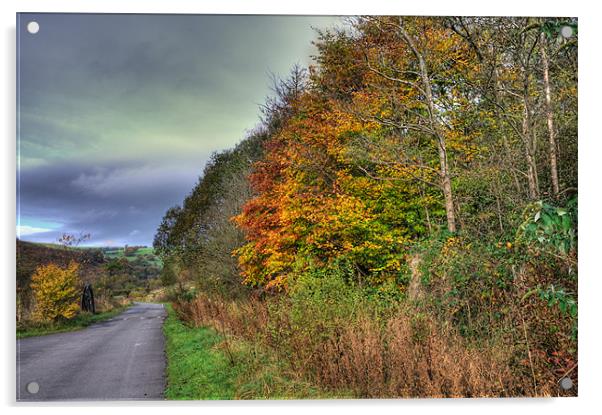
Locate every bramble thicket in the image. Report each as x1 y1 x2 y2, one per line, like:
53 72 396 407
155 17 577 397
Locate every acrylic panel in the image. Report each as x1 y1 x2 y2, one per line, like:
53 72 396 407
16 13 578 401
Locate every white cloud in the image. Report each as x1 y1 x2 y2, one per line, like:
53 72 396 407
17 225 52 236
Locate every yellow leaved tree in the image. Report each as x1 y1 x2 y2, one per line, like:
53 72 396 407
30 262 80 322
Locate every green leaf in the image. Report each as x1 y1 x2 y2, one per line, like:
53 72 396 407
562 215 572 232
541 213 553 227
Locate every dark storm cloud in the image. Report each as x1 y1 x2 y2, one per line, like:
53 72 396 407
18 160 201 245
17 13 340 245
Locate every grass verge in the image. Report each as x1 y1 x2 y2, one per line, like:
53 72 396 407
163 304 349 400
17 306 130 339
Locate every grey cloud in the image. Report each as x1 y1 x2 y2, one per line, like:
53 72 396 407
19 161 200 246
17 13 341 246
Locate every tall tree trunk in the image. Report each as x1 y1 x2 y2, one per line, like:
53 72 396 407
540 32 560 198
398 22 457 233
437 140 457 233
522 97 540 200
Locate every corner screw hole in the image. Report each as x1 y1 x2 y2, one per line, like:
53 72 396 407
26 381 39 394
560 377 573 390
27 21 40 34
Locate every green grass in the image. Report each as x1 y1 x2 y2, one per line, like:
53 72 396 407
17 306 129 339
163 304 349 400
163 305 237 399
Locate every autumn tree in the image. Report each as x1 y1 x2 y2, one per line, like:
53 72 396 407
349 16 486 233
157 16 577 295
30 262 81 322
444 17 577 227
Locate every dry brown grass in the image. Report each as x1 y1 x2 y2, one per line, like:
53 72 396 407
172 292 568 398
174 293 268 339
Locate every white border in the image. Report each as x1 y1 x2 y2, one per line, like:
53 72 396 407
3 1 600 415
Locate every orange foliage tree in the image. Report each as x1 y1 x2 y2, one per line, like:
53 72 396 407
233 17 484 290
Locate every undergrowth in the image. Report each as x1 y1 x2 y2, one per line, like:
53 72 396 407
163 304 349 399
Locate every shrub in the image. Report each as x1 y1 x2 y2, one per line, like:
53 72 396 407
516 196 577 263
414 222 577 395
288 263 363 333
30 262 81 322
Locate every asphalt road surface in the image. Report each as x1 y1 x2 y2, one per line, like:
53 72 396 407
17 302 167 401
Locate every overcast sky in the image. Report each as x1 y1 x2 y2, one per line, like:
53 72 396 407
17 13 340 247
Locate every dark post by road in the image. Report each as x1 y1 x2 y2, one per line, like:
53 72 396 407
81 284 95 313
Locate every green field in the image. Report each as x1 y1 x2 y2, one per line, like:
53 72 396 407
103 247 162 266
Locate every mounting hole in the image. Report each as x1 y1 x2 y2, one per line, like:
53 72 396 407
560 25 573 39
27 21 40 34
560 377 573 390
26 381 39 394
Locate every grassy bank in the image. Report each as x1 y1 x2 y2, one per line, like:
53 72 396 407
163 304 347 400
17 306 129 339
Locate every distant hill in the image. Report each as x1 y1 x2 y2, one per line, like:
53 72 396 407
100 246 163 280
17 239 105 279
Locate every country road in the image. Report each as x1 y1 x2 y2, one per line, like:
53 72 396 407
17 303 167 401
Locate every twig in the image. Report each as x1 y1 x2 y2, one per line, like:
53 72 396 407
520 313 538 395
